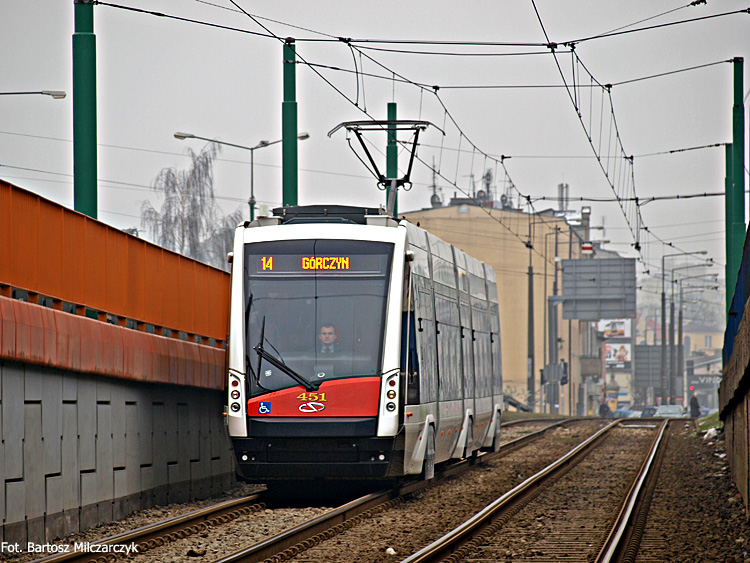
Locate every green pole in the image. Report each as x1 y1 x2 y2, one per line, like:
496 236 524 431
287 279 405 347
727 57 746 313
724 143 739 312
282 39 298 208
386 102 398 216
73 0 98 219
726 143 736 312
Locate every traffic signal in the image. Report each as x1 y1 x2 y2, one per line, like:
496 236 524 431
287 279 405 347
560 360 568 385
686 359 694 377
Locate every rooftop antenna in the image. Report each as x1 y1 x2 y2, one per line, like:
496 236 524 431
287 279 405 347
328 119 444 216
482 168 493 201
429 157 442 207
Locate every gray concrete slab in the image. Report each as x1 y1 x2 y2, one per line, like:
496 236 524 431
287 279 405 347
24 403 45 519
45 475 64 522
77 378 97 472
125 402 141 498
42 369 63 476
5 480 25 524
62 403 80 511
2 364 25 479
95 403 114 503
24 367 43 402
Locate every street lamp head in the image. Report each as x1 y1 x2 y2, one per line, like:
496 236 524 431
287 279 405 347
297 132 310 141
257 140 271 147
41 90 66 99
174 132 195 140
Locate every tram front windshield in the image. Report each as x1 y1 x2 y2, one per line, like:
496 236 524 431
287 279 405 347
244 239 393 396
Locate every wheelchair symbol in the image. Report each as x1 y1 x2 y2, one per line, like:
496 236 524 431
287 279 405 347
258 402 271 415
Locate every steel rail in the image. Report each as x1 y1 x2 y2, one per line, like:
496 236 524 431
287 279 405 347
400 420 620 563
594 419 669 563
28 494 266 563
212 418 585 563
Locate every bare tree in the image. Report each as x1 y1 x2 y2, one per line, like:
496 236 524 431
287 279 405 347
141 143 242 270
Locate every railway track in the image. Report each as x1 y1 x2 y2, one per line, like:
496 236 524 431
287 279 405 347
24 418 589 563
402 419 669 563
27 495 267 563
209 419 597 563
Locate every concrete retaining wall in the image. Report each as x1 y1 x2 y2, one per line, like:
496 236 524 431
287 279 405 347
0 360 236 545
720 293 750 516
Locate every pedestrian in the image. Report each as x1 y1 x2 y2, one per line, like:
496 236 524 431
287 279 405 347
598 402 612 418
690 393 701 418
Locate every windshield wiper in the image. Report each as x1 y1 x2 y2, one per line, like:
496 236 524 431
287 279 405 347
253 341 320 392
245 292 258 382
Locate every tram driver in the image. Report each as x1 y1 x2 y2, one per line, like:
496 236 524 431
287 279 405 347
317 323 341 355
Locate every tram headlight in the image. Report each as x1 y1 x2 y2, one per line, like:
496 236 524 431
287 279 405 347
230 403 241 412
231 390 240 399
386 402 396 412
386 389 396 399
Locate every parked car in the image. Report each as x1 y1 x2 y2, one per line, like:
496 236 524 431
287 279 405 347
654 405 685 418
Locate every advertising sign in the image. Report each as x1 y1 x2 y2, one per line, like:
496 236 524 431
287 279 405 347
597 319 631 339
605 343 631 368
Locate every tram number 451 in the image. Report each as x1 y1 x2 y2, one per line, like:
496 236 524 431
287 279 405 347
297 392 327 402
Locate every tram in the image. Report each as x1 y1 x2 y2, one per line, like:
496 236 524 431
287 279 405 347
225 205 503 481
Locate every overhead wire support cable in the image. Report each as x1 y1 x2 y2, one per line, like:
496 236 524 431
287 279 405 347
563 8 750 46
530 0 646 255
95 0 727 258
92 1 276 38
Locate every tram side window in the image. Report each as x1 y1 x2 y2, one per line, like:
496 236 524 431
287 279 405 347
414 278 437 403
491 332 502 395
401 311 420 404
489 301 502 395
436 294 461 401
474 331 493 398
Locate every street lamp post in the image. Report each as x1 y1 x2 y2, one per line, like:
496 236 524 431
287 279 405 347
527 217 560 411
174 131 310 221
677 273 719 402
668 260 712 403
660 250 707 404
0 90 66 99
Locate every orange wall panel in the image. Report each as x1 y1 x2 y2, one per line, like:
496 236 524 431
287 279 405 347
9 188 40 292
83 221 108 311
0 296 15 357
36 202 64 297
105 230 128 313
1 180 230 342
60 212 87 304
160 252 181 330
177 259 196 334
40 305 58 366
126 240 147 322
54 310 82 373
0 183 11 285
0 296 225 389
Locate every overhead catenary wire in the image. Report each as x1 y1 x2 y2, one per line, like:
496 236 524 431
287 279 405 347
89 0 739 262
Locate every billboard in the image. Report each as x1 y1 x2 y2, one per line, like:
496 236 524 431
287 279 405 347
605 343 631 368
597 319 631 339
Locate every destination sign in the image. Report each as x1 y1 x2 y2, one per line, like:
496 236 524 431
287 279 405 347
259 256 350 272
245 240 393 277
249 253 387 276
302 256 350 270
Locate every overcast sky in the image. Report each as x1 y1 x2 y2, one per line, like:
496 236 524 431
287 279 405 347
2 1 748 282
